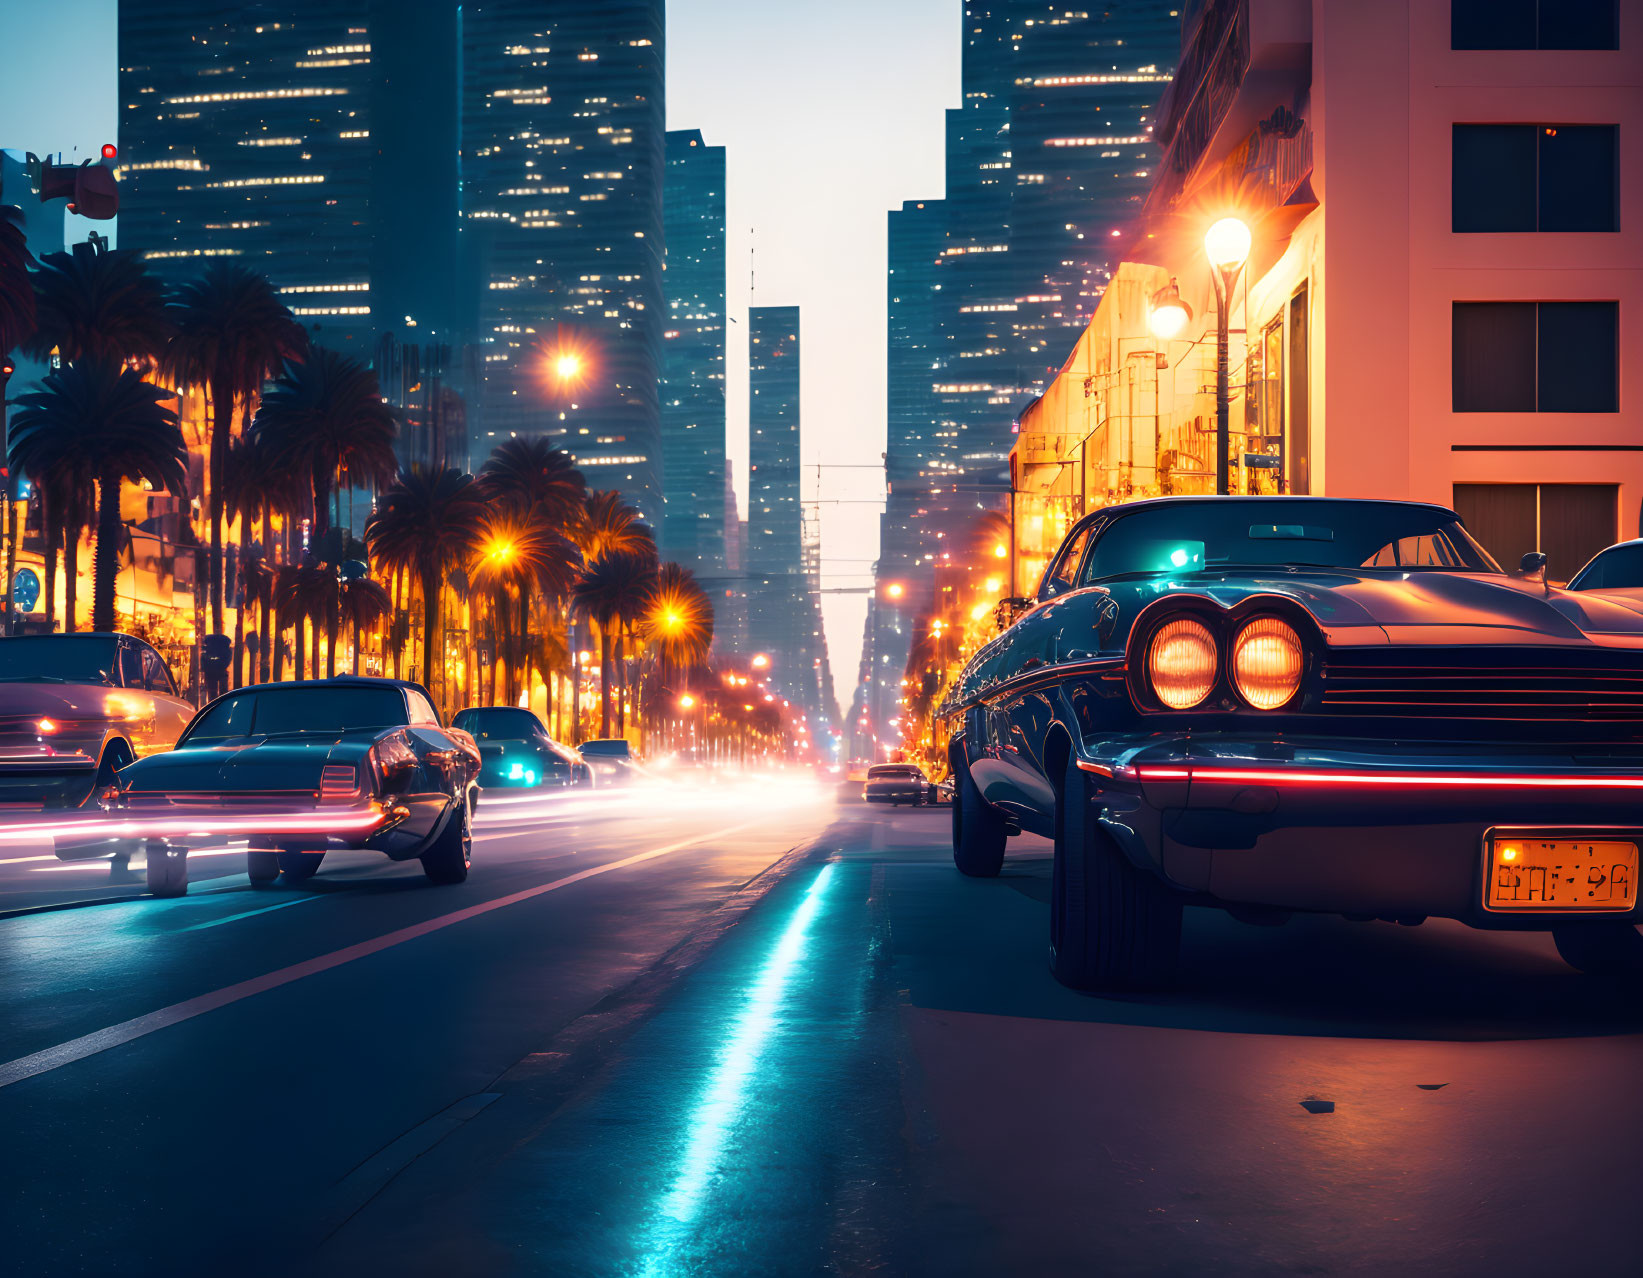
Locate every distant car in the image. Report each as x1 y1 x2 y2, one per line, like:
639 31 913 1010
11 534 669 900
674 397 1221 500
1568 539 1643 592
578 738 646 783
451 706 593 790
863 763 934 805
65 677 480 897
0 632 193 808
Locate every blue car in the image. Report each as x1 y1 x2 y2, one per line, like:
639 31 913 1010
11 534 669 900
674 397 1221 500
941 496 1643 990
451 706 594 791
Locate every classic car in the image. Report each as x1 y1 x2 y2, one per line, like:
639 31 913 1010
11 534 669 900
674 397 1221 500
578 738 646 783
941 496 1643 990
62 676 481 897
1568 539 1643 592
0 633 194 807
863 763 935 805
450 706 594 790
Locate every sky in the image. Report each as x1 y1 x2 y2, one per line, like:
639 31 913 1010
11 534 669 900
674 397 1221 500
0 1 961 697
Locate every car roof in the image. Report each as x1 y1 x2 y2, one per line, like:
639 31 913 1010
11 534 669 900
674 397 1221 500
226 676 429 694
1068 494 1457 532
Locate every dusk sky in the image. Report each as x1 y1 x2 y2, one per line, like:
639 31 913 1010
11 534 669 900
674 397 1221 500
0 0 960 676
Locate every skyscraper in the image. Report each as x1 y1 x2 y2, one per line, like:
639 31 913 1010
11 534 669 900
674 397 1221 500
461 0 667 522
660 129 727 580
117 0 464 354
118 3 379 350
746 305 819 711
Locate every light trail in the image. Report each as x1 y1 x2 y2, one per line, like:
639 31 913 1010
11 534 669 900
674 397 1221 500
640 862 837 1274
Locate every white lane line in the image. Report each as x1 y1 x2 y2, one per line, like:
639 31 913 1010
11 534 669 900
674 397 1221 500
178 895 322 932
0 821 759 1091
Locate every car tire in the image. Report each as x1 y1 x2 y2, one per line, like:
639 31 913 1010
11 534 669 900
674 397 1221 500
1050 755 1181 991
1553 922 1643 979
278 849 324 883
951 753 1006 878
247 850 280 886
145 840 188 898
421 801 471 885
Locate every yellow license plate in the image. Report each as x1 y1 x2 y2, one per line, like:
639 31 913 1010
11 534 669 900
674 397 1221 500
1485 835 1639 913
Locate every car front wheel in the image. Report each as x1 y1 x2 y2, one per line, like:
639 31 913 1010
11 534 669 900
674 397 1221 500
247 849 280 886
421 801 471 885
1050 755 1181 991
951 753 1006 878
279 849 324 884
1553 922 1643 979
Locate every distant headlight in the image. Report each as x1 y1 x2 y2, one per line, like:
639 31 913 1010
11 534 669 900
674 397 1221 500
1148 617 1218 710
1231 617 1304 710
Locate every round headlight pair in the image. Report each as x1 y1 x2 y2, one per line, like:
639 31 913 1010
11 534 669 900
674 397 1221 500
1145 615 1304 711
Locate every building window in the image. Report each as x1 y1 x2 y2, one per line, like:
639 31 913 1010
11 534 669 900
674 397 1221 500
1453 483 1617 583
1452 302 1618 412
1287 286 1310 494
1452 125 1617 232
1451 0 1617 50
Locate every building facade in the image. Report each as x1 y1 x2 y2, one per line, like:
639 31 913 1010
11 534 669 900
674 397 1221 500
1009 0 1639 592
660 129 727 579
461 0 666 521
118 1 460 354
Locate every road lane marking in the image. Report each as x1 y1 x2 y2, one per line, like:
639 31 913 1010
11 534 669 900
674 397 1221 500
178 895 322 932
0 821 759 1091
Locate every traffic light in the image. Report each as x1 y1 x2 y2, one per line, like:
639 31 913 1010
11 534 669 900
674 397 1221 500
32 145 119 220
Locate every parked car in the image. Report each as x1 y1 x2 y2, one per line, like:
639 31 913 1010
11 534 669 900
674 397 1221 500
578 738 646 783
942 496 1643 990
1568 539 1643 592
61 677 480 897
0 632 193 808
863 763 935 805
450 706 593 790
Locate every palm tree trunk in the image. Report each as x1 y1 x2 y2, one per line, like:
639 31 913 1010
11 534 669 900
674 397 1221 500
293 612 306 681
519 591 532 712
615 626 627 734
208 377 231 640
93 469 121 633
599 626 614 737
326 597 338 678
232 585 246 689
420 562 439 701
42 492 59 634
63 492 81 634
311 615 321 682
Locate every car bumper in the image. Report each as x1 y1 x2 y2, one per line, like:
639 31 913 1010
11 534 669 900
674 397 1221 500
0 754 100 807
864 787 926 802
1078 735 1643 928
49 793 445 861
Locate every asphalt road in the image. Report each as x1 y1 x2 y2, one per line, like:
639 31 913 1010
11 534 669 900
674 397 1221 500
5 790 1642 1276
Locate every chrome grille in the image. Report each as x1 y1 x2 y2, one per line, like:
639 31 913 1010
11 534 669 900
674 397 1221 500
1320 649 1643 722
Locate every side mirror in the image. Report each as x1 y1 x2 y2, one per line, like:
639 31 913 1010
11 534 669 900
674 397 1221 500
1520 551 1548 575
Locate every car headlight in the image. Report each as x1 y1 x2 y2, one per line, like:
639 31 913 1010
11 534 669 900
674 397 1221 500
1148 617 1218 710
1231 617 1304 710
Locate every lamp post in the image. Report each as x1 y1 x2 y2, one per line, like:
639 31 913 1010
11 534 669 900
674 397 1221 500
1203 217 1251 495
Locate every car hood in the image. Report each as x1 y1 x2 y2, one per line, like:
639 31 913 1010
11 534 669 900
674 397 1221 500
0 682 124 722
120 731 382 792
1098 569 1643 649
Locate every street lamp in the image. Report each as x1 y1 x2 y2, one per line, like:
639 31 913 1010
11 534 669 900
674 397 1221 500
1204 217 1251 495
555 353 581 382
751 653 770 670
1147 278 1192 341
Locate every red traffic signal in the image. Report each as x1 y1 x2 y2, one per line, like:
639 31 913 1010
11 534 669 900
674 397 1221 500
39 159 118 221
101 143 118 161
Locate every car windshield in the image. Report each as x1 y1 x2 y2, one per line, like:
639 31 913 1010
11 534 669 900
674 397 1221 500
1080 501 1501 582
184 686 409 743
0 636 118 685
452 707 543 741
1570 544 1643 591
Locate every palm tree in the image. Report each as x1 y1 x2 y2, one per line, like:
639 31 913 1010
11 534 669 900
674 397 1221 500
0 209 36 607
480 438 586 529
165 263 305 642
9 359 187 633
251 348 398 542
366 467 486 708
8 410 95 633
573 549 657 738
237 546 272 687
272 561 336 681
24 244 172 367
575 489 652 561
470 515 578 705
340 577 391 676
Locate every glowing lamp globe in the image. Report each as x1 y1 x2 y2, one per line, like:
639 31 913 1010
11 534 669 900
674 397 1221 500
1204 217 1252 271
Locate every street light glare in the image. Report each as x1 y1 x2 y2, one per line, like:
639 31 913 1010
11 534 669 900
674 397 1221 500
1148 278 1192 340
1204 216 1252 270
555 353 582 381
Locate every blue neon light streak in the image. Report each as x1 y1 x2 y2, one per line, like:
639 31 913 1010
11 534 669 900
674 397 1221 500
640 862 837 1268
